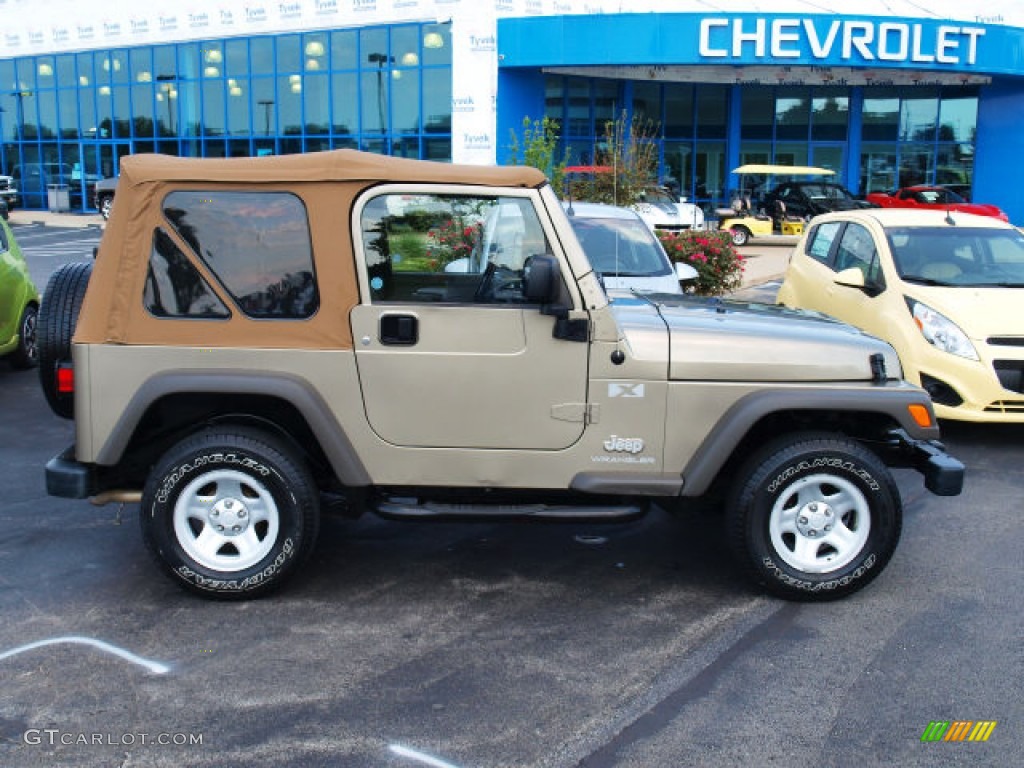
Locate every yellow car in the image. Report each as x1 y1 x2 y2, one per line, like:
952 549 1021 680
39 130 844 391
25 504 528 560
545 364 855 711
778 209 1024 422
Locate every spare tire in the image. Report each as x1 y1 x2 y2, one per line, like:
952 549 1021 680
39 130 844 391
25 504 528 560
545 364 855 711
38 261 93 419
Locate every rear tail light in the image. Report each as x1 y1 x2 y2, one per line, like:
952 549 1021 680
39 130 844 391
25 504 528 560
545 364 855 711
56 363 74 395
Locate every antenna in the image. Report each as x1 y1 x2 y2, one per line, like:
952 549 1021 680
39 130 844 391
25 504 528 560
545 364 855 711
945 205 956 226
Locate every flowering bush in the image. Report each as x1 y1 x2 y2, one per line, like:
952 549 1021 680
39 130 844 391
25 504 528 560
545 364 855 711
655 229 745 296
427 218 482 271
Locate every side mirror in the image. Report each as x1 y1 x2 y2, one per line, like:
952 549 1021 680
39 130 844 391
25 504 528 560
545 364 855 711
834 267 866 289
674 262 699 283
523 254 561 304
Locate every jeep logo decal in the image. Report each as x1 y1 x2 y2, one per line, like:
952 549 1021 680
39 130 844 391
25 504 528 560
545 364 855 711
603 435 645 454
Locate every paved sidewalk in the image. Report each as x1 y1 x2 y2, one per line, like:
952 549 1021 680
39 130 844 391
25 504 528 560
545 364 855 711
7 209 104 229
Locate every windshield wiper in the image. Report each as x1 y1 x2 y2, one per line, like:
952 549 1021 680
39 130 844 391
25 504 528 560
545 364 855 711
901 275 957 287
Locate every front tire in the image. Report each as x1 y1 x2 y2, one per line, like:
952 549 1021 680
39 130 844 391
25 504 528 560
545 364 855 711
141 428 320 599
726 433 902 601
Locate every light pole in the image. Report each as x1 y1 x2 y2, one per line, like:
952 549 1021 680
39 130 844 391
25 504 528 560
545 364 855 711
367 53 393 135
257 99 274 135
156 75 177 136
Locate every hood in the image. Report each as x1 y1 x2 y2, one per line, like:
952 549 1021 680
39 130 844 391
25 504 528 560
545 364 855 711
612 295 902 382
903 285 1024 340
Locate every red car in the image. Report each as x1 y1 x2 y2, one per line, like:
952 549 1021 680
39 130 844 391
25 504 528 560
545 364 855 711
866 185 1009 222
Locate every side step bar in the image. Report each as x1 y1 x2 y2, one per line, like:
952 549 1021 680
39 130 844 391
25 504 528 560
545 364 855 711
373 497 647 521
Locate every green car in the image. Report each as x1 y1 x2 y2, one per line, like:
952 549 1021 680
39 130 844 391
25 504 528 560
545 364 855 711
0 218 39 368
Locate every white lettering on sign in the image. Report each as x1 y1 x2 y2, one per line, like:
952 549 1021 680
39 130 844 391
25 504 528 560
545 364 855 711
699 18 985 66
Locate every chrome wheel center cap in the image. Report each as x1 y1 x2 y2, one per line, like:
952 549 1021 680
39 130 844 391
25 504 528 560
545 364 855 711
796 502 834 538
208 498 250 536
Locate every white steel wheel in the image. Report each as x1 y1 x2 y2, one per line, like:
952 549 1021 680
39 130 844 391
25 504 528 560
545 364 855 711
768 473 870 574
173 469 281 572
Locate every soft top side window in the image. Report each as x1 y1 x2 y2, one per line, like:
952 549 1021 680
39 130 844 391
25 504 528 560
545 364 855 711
162 190 318 319
360 192 553 305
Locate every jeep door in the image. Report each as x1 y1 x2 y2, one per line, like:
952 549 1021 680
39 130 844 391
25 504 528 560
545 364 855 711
351 189 589 450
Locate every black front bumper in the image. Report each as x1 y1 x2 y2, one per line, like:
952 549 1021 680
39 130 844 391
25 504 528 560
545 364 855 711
46 445 95 499
889 430 965 496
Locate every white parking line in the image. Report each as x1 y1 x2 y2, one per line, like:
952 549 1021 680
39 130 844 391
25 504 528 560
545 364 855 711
0 636 171 675
389 744 464 768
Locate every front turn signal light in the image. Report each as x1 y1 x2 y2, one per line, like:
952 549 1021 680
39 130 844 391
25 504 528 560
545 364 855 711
908 403 933 429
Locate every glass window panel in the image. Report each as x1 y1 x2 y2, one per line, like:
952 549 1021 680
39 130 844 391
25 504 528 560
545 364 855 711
696 140 727 203
58 89 79 138
131 84 155 138
276 34 301 73
227 139 250 158
633 82 660 125
544 76 564 139
304 137 330 153
331 29 357 70
774 143 808 168
56 54 76 86
201 42 225 81
740 89 773 140
250 38 274 76
361 70 388 134
177 43 200 80
810 146 844 176
423 137 450 161
900 89 938 142
204 140 227 158
391 69 419 134
130 48 152 87
860 143 897 193
331 72 357 134
423 68 451 134
226 39 249 78
109 52 129 85
37 90 57 139
939 90 978 143
936 144 973 197
96 85 113 139
422 23 451 67
251 78 276 136
177 82 199 137
153 46 176 80
862 89 899 141
145 228 230 319
567 78 591 137
202 79 225 136
663 141 693 199
227 77 249 135
899 144 935 187
392 26 419 68
594 80 619 127
156 81 178 137
163 191 318 318
14 59 34 88
390 136 420 158
36 56 57 88
361 138 386 155
303 73 329 134
361 28 388 69
811 88 848 141
79 86 97 140
776 88 810 141
696 86 727 139
303 33 328 72
278 75 303 136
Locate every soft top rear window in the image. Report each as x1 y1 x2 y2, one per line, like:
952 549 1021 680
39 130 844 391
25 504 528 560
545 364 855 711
162 191 318 319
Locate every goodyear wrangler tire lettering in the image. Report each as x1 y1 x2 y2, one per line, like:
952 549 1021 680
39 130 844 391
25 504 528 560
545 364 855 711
141 428 319 599
727 433 901 601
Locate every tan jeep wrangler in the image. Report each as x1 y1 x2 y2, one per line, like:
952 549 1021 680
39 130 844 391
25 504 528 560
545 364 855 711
40 150 963 600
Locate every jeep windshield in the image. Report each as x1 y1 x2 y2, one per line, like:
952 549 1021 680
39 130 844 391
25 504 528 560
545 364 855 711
569 215 671 277
888 226 1024 287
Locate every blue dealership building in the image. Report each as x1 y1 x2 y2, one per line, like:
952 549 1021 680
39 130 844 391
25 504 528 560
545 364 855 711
2 0 1024 222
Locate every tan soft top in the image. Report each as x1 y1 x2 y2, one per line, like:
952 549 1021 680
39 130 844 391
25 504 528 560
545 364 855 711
117 149 547 188
77 150 548 350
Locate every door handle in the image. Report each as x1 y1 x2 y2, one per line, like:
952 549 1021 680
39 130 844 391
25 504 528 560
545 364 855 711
379 314 418 345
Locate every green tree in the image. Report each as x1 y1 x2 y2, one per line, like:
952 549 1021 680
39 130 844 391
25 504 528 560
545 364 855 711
568 110 660 206
508 116 567 192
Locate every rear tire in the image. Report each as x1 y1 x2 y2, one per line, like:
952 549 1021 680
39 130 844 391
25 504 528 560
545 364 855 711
140 427 320 599
37 262 92 418
726 433 902 601
729 226 750 246
8 303 38 369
